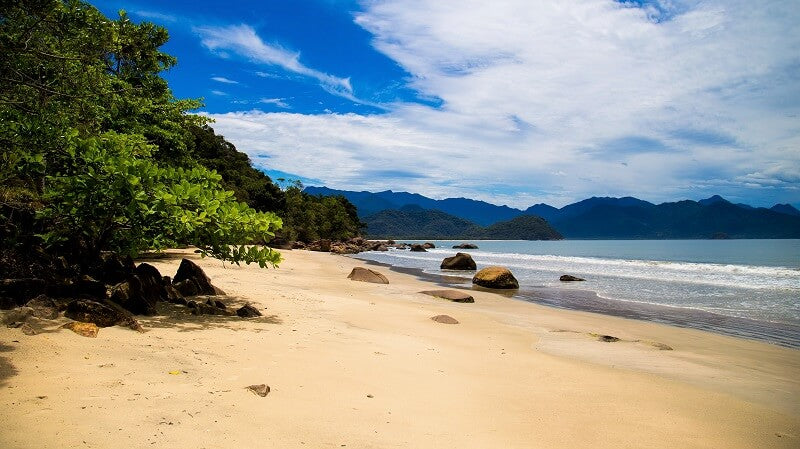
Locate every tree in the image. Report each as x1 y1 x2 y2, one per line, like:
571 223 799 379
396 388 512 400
0 0 282 272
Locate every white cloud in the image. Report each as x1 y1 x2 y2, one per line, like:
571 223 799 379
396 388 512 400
258 98 290 108
211 90 228 96
207 0 800 207
211 76 239 84
133 10 177 22
195 24 355 99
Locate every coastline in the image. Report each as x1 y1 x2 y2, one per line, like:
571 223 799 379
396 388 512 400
1 249 798 448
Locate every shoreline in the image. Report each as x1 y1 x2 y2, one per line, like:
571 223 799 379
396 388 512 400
1 249 798 448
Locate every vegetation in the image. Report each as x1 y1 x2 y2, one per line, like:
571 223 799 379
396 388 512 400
364 206 561 240
0 0 285 275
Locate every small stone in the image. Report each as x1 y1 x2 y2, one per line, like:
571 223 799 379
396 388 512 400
366 394 374 398
420 290 474 303
431 315 459 324
559 275 585 282
247 384 270 397
62 321 99 338
236 304 262 318
597 335 620 342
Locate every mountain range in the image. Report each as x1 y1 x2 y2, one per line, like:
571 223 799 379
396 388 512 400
304 187 800 239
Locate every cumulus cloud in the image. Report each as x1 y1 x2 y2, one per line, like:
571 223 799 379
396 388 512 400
207 0 800 207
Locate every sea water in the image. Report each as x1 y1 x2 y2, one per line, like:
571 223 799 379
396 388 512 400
353 240 800 347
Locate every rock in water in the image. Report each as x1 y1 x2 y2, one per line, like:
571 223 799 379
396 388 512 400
431 315 459 324
559 275 585 282
409 244 427 252
172 259 217 296
453 243 478 249
420 290 475 303
237 304 262 318
422 242 436 249
440 253 477 270
247 384 270 397
62 321 99 338
472 266 519 289
347 267 389 284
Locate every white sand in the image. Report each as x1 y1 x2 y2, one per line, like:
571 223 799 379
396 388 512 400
1 249 798 448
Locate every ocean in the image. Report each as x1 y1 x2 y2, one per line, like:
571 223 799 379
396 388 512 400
353 239 800 348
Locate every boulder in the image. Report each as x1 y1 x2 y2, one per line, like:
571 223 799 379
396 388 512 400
97 254 135 285
164 285 186 305
409 244 427 252
65 299 140 329
420 290 475 303
110 276 158 315
394 243 408 250
440 253 477 270
172 259 216 296
0 278 45 306
330 242 361 254
347 267 389 284
307 239 331 252
174 279 201 297
237 304 262 318
291 241 307 249
453 243 478 249
559 275 585 282
472 266 519 289
374 245 389 252
2 307 34 325
422 242 435 249
207 299 226 310
431 314 459 324
25 295 59 320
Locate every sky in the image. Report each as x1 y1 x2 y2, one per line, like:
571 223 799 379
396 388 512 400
94 0 800 209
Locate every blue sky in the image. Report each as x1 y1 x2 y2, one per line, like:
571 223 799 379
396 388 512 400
94 0 800 208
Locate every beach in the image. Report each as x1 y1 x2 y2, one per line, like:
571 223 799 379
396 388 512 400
1 248 798 448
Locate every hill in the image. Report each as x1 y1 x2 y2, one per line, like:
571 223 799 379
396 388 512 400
364 207 562 240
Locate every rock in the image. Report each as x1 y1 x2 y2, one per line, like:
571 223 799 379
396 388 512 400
110 277 157 316
453 243 478 249
597 335 620 342
307 239 331 252
267 237 293 249
207 299 226 310
472 266 519 289
172 259 216 296
387 239 396 245
330 242 361 254
20 323 37 335
97 254 135 284
192 302 231 316
431 315 459 324
247 384 270 397
420 290 475 303
440 253 477 270
61 321 99 338
25 295 59 319
394 243 408 250
237 304 262 318
162 276 172 285
347 267 389 284
409 244 427 252
559 275 585 282
2 307 34 325
422 242 435 249
186 300 198 309
174 279 201 297
65 299 134 328
164 285 185 305
45 276 107 299
0 278 45 306
291 241 307 250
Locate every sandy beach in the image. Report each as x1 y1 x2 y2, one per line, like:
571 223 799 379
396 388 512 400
1 248 798 448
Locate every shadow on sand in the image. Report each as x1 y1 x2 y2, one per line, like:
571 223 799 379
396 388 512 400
136 295 283 333
0 342 19 387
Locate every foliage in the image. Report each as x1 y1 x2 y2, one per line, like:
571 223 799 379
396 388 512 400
280 186 364 242
0 0 282 270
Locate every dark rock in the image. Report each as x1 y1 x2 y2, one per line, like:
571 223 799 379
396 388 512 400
25 295 59 319
307 239 332 252
0 278 45 305
394 243 408 250
387 239 396 245
186 300 198 309
409 244 427 252
440 253 477 270
597 335 620 342
162 276 172 285
431 314 459 324
472 266 519 289
374 245 388 252
347 267 389 284
192 302 231 316
65 299 130 328
45 275 107 299
268 237 293 249
559 275 585 282
237 304 263 318
453 243 479 249
422 242 435 249
97 254 134 284
247 384 270 397
172 259 216 296
420 290 475 303
2 307 34 325
78 275 107 298
174 279 201 297
165 285 185 304
291 241 307 249
110 277 157 316
330 242 361 254
207 299 226 310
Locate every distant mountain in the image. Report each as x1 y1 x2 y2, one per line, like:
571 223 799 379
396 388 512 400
363 208 562 240
306 186 800 239
304 186 521 226
771 204 800 217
